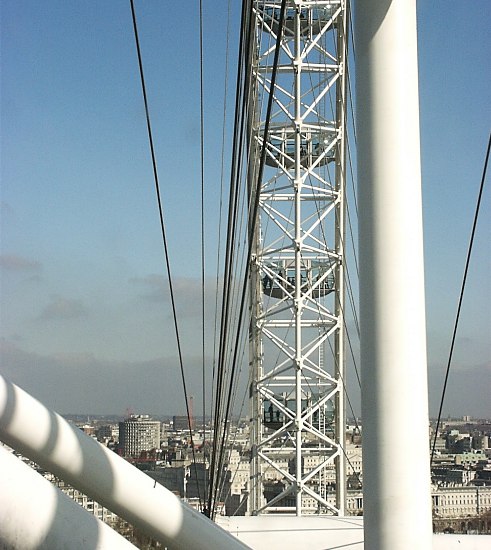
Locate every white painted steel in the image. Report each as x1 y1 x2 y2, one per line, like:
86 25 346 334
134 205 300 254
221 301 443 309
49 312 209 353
218 515 364 549
0 445 137 550
249 0 348 516
355 1 433 549
218 516 490 549
0 375 250 550
334 2 348 515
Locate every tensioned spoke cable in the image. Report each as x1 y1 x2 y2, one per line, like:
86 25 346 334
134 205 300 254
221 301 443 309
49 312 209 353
211 0 288 518
129 0 202 511
209 0 254 514
210 5 253 511
211 0 232 434
345 1 359 220
430 132 490 467
347 0 357 147
215 334 250 507
198 0 207 508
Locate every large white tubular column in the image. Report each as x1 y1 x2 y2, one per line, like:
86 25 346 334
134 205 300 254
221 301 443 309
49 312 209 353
0 375 250 550
0 445 137 550
354 1 433 549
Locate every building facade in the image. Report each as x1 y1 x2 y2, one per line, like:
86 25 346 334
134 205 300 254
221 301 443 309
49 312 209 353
119 415 161 458
432 486 491 519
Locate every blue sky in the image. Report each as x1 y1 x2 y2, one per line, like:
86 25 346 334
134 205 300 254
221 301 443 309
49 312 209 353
1 1 490 417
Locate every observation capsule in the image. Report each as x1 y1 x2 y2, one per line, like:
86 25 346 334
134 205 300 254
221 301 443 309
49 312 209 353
263 393 330 431
261 260 335 299
265 127 337 169
262 4 339 36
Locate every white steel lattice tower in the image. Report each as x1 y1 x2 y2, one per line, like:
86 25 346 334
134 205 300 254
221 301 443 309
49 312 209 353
249 1 348 515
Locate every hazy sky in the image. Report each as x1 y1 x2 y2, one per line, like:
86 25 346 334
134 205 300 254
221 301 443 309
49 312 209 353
1 1 490 418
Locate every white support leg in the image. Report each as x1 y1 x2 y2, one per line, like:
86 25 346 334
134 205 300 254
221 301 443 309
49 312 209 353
354 0 433 548
0 375 250 550
0 445 138 550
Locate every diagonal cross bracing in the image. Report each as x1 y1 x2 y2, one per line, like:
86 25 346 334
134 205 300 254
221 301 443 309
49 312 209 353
249 1 348 516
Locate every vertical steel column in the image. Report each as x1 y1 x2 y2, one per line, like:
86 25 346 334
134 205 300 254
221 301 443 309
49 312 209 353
334 0 348 516
293 5 303 517
250 249 264 515
248 9 264 514
355 0 433 548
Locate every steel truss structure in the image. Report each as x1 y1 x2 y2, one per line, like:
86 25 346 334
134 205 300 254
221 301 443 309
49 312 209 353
249 1 348 515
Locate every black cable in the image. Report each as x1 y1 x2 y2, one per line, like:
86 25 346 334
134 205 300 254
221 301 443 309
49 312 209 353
347 0 357 147
129 0 202 511
198 0 208 509
208 0 253 514
211 0 288 518
210 0 232 467
210 32 254 519
430 132 490 467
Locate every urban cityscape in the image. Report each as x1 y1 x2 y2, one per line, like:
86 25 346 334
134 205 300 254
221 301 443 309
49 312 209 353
3 410 490 546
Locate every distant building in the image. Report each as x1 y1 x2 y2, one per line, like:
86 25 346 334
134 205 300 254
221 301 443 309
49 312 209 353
96 424 116 443
119 415 161 458
173 415 193 431
455 450 488 467
474 470 491 486
473 434 489 450
147 462 208 501
432 436 447 454
79 424 96 437
54 478 118 525
432 486 491 519
445 468 476 486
